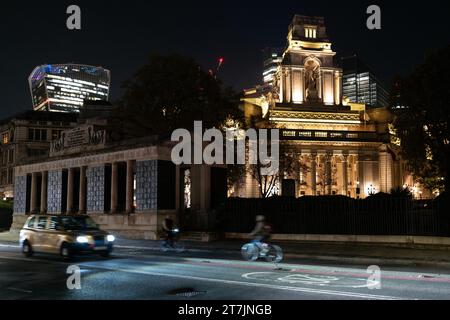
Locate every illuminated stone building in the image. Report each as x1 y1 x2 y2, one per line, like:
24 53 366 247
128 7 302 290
11 109 227 239
0 111 78 199
238 15 410 199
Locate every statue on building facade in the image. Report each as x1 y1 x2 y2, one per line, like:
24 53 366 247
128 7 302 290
305 58 320 102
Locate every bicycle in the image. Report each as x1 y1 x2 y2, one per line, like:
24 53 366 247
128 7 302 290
241 240 283 263
160 228 185 253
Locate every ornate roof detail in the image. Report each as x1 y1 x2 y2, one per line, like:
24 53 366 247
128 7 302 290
269 110 361 123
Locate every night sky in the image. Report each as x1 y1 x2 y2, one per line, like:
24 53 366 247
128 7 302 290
1 0 449 118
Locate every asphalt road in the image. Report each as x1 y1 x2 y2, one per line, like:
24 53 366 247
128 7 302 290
1 243 450 300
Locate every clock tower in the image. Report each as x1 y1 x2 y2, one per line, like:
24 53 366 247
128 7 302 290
275 15 342 106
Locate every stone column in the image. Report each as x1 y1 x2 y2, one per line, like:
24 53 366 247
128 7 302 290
126 160 134 214
79 166 87 214
310 153 317 196
111 162 118 214
356 154 364 198
279 69 284 103
285 69 291 103
67 168 74 214
40 171 48 214
342 154 349 196
30 172 38 213
325 153 333 195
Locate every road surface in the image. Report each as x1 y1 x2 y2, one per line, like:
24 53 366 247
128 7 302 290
1 242 450 300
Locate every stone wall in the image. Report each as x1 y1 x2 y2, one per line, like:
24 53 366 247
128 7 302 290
90 210 176 240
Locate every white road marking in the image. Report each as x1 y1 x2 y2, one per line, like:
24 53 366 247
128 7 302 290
242 272 371 289
87 265 408 300
7 287 32 294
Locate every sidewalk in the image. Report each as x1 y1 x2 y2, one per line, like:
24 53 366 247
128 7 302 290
2 230 450 268
116 237 450 268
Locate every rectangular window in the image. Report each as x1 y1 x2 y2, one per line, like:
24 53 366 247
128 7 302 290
28 129 34 140
27 217 36 228
49 217 61 230
37 216 48 229
1 170 6 185
35 129 41 141
8 149 14 163
41 129 47 141
7 168 13 184
52 130 62 140
2 133 9 144
330 133 344 138
305 26 317 39
28 129 47 141
315 132 328 138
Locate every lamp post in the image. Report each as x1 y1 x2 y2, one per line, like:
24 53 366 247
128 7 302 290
367 184 376 196
356 181 360 199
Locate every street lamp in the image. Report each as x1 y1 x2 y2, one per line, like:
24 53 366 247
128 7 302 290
367 184 376 195
356 181 361 199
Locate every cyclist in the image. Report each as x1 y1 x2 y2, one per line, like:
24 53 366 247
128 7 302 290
250 215 271 255
162 215 175 248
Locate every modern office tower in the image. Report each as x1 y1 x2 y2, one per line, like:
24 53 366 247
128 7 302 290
341 55 389 108
262 47 283 85
29 64 111 112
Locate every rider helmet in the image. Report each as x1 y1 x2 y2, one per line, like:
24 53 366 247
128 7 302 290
256 215 265 222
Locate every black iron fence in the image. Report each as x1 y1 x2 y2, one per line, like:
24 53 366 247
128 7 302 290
220 195 450 237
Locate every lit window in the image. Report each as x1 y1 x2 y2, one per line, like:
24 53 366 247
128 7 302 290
2 133 9 144
305 27 317 39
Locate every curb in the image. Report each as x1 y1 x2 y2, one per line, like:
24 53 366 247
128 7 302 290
115 244 450 268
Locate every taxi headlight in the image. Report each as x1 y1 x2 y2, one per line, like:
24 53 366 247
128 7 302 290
107 235 115 242
76 236 89 244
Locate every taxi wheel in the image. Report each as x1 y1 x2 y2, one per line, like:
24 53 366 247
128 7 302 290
100 250 111 258
60 243 73 260
22 241 33 258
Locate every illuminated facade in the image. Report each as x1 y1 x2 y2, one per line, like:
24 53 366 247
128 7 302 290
0 111 78 199
238 15 414 199
29 64 111 113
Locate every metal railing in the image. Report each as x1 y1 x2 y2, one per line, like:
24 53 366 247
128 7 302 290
222 196 450 237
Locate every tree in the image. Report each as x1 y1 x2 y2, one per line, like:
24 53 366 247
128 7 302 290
110 54 242 139
390 186 413 198
247 144 308 198
392 45 450 193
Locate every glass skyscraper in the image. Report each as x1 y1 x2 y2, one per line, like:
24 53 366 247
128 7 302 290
29 64 111 112
262 47 283 85
341 55 389 108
